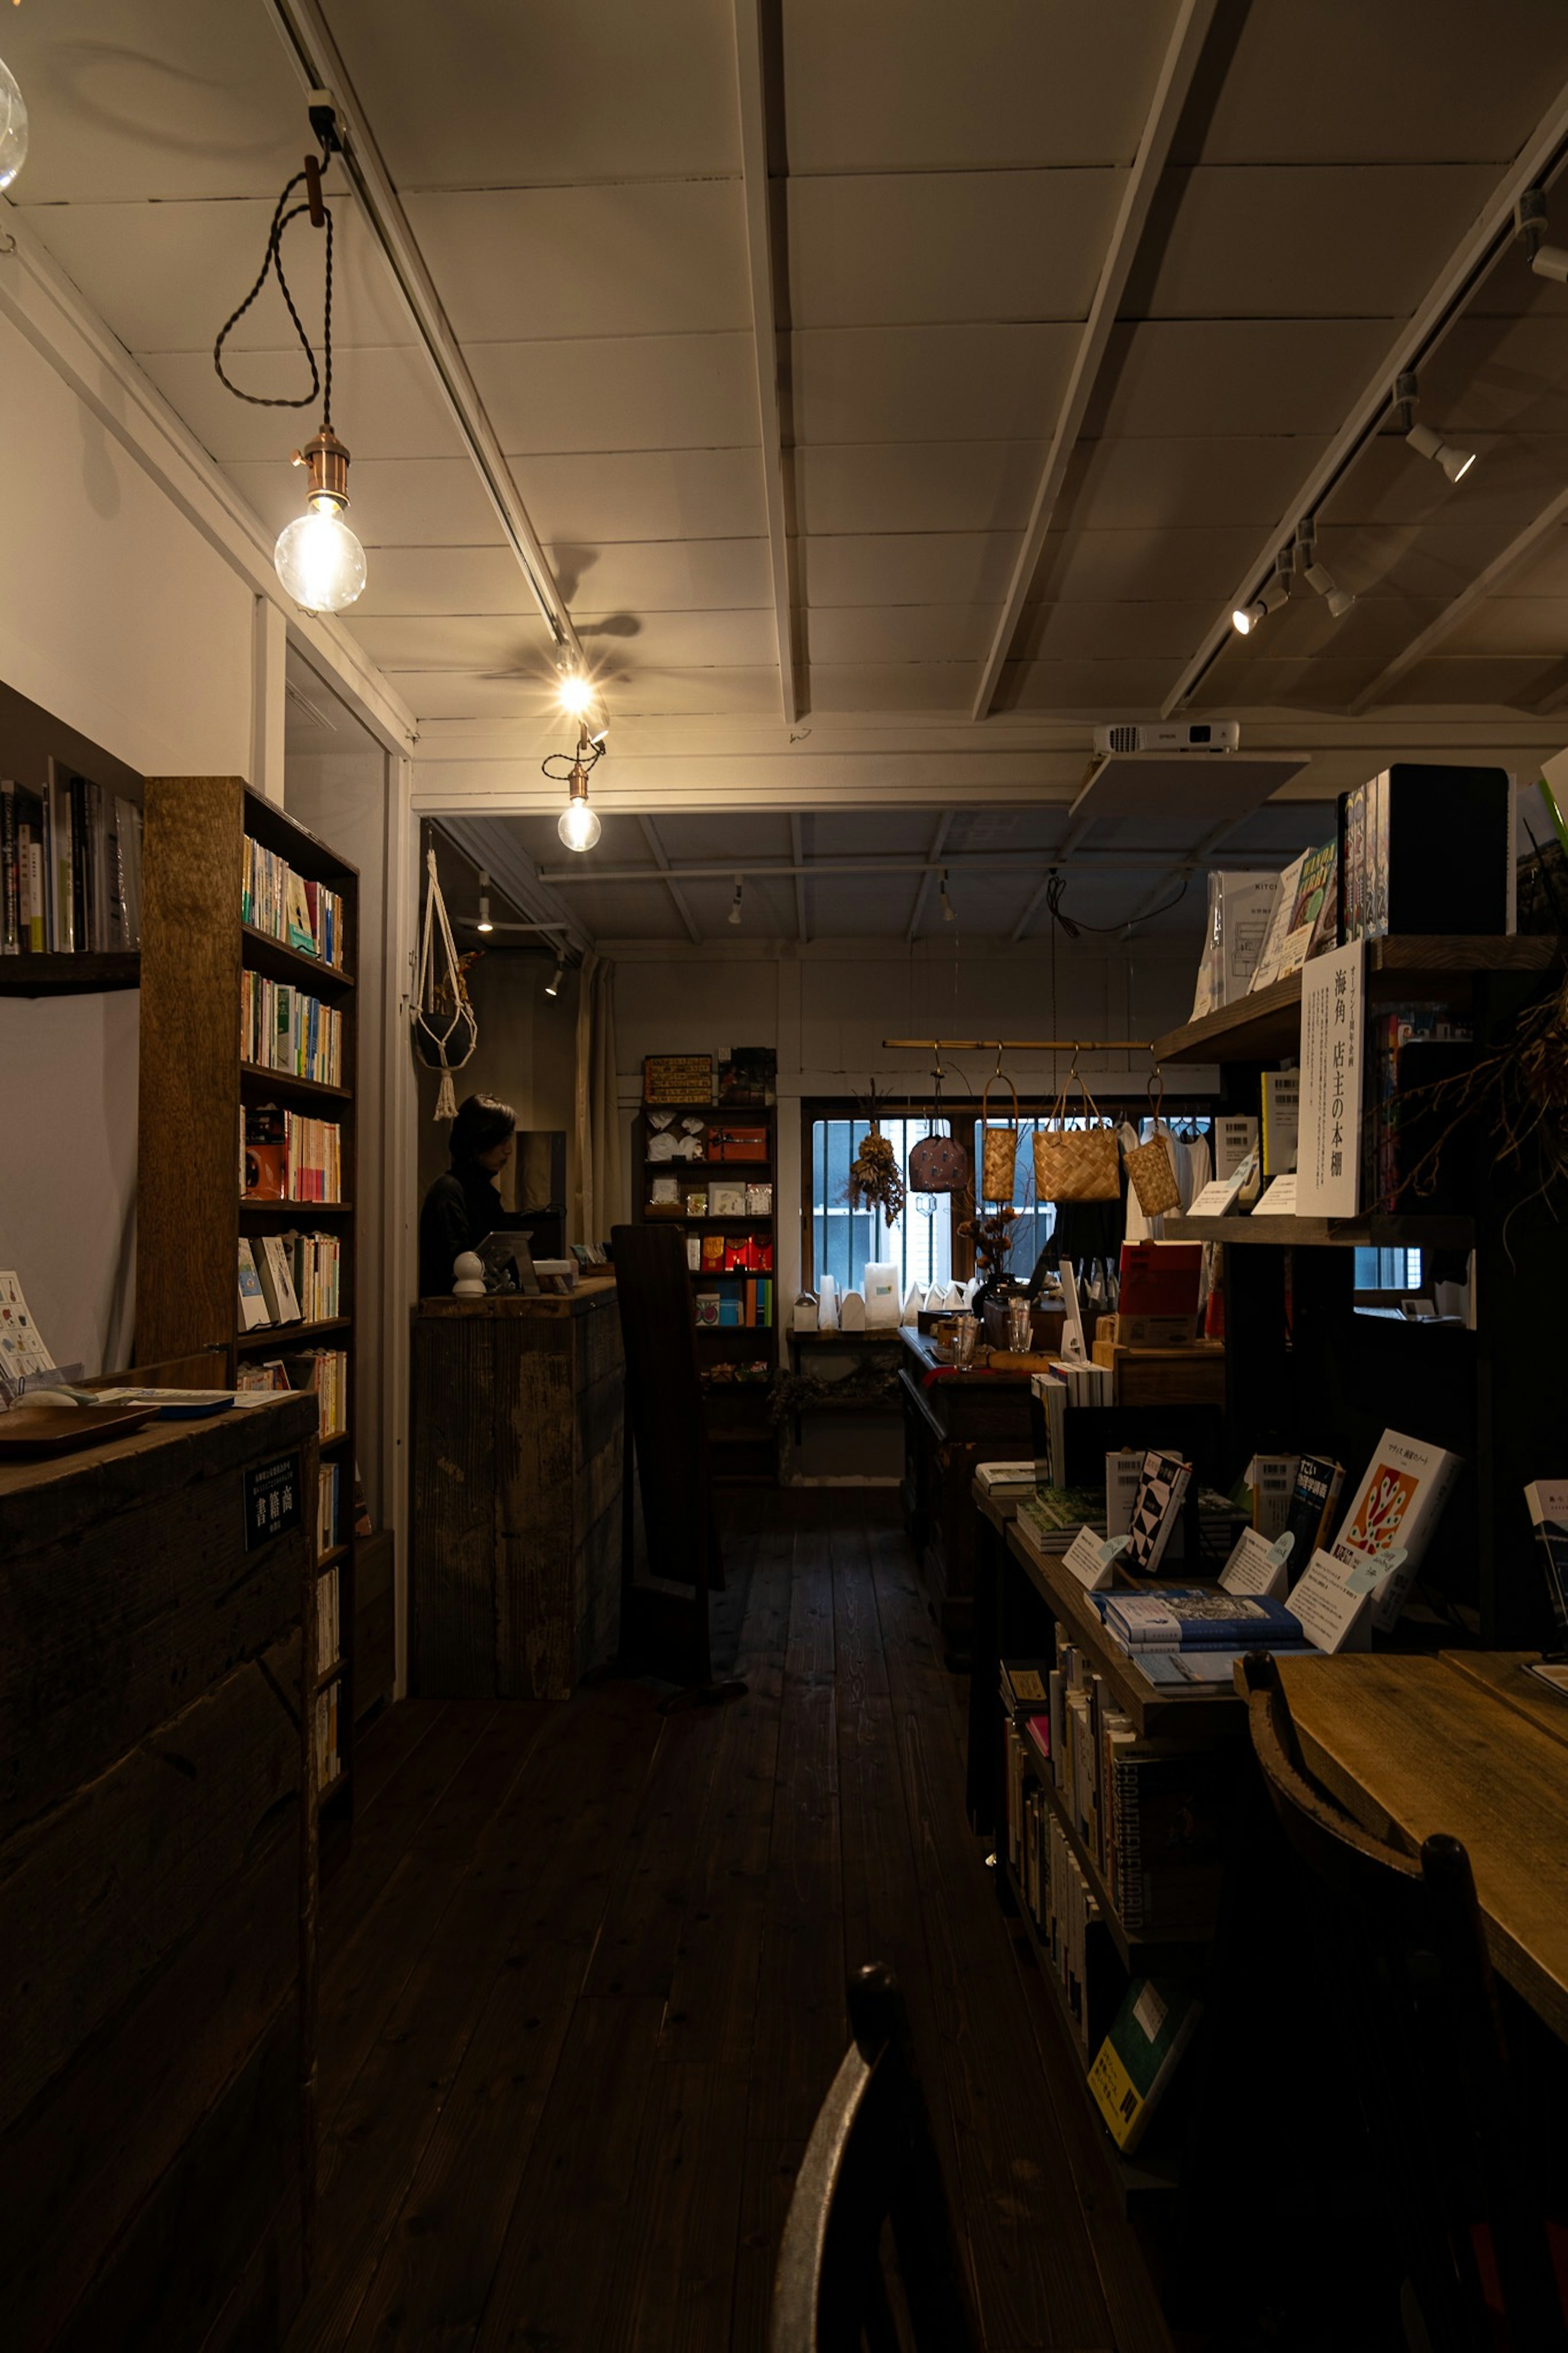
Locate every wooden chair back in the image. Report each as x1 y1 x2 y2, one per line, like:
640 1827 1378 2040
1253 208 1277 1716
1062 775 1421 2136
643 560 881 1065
1240 1652 1567 2353
770 1965 979 2353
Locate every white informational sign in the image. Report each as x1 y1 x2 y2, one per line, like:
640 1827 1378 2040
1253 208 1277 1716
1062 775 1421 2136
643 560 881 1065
1188 1173 1246 1220
1219 1527 1294 1600
1290 1548 1373 1653
1057 1259 1088 1363
1297 942 1364 1218
1255 1174 1298 1217
1215 1115 1260 1181
1062 1527 1128 1593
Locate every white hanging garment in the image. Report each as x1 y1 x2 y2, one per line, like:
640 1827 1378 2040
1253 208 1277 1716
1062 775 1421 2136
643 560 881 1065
412 846 479 1120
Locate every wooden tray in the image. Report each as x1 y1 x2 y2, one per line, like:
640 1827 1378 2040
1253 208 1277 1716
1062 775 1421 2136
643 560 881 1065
0 1403 157 1457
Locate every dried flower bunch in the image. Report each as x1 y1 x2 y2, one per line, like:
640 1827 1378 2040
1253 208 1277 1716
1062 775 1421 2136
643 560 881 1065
1398 973 1568 1214
958 1199 1023 1284
843 1089 907 1228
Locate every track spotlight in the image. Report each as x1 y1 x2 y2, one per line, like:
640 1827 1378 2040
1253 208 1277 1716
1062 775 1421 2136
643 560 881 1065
939 870 954 924
476 870 494 933
1296 523 1355 621
1394 371 1475 484
728 877 744 928
544 948 566 998
1516 187 1568 281
1231 551 1292 637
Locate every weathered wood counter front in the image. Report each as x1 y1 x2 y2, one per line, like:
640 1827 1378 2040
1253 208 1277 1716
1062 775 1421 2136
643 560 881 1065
0 1392 318 2353
413 1280 623 1699
900 1327 1034 1654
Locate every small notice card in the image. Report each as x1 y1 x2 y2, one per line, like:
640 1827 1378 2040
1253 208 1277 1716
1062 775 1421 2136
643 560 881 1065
1062 1527 1128 1593
1289 1548 1372 1653
1220 1526 1294 1601
1298 942 1364 1217
1255 1173 1298 1217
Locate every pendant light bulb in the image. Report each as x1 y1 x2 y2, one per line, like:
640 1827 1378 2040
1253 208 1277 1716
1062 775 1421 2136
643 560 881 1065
557 759 600 852
0 54 28 192
274 425 366 613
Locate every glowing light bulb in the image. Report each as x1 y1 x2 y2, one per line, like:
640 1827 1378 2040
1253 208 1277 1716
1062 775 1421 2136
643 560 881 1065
557 670 593 718
0 56 29 194
558 796 601 852
274 505 366 614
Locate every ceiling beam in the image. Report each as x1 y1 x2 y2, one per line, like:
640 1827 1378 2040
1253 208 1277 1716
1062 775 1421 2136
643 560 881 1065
539 850 1290 885
731 0 803 724
969 0 1221 720
1011 874 1056 944
905 814 953 940
1160 78 1568 718
1349 486 1568 713
441 815 594 957
263 0 584 670
791 814 810 942
638 816 703 943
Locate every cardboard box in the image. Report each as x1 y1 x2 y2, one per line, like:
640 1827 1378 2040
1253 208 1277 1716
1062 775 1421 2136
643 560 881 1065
1091 1336 1226 1408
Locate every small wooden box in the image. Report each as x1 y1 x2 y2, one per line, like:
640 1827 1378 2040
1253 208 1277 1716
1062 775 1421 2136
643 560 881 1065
1091 1336 1226 1407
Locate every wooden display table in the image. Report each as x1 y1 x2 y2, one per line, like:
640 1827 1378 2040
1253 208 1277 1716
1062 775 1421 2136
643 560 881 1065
899 1327 1034 1655
0 1393 318 2352
413 1280 624 1699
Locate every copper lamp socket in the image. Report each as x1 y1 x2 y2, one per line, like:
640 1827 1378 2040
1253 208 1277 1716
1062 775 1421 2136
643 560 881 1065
293 422 352 512
568 759 590 804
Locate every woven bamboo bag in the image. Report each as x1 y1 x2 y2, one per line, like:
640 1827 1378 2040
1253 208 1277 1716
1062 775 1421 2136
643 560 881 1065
1124 1073 1183 1217
978 1074 1020 1203
1032 1072 1121 1202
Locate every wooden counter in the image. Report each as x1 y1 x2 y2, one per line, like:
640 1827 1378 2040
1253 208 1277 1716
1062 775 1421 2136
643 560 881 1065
0 1393 318 2352
899 1327 1034 1654
413 1280 624 1699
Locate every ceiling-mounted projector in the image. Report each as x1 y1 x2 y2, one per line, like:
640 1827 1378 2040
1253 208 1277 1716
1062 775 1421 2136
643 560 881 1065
1092 721 1240 756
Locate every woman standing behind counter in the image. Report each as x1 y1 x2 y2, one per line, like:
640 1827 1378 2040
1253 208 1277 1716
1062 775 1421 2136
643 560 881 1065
419 1092 517 1296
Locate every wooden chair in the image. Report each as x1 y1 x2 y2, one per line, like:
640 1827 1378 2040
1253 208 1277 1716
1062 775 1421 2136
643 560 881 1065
1240 1652 1568 2353
770 1965 980 2353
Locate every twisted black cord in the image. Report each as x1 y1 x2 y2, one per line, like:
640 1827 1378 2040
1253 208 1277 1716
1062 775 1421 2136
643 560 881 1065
213 163 335 424
541 739 605 782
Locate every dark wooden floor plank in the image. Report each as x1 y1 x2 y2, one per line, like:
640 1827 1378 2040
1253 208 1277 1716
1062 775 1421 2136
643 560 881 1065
730 2138 804 2353
468 1996 668 2353
872 1529 1117 2353
318 1702 502 1963
333 1687 668 2353
348 1697 449 1815
596 2061 751 2353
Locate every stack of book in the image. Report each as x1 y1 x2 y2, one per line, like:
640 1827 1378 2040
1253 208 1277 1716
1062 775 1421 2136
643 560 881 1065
1016 1483 1105 1557
242 1106 343 1202
236 1232 343 1328
240 971 344 1085
1 773 143 954
1102 1589 1304 1659
1004 1717 1112 2060
243 834 346 967
282 1348 348 1442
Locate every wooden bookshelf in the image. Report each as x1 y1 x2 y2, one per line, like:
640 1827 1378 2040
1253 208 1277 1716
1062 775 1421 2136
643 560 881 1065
635 1094 777 1484
136 777 360 1834
1153 933 1557 1065
0 948 141 995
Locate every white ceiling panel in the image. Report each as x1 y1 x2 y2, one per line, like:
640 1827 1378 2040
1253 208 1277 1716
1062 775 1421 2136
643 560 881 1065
1417 313 1568 434
805 811 938 856
996 659 1186 713
1443 598 1568 658
1386 656 1560 707
24 194 414 353
404 184 751 340
471 334 758 454
806 665 977 714
139 344 464 463
1059 435 1334 532
1225 590 1449 664
1029 527 1266 604
788 172 1120 328
1141 165 1501 319
1323 433 1566 530
1323 522 1534 600
0 1 306 203
548 881 696 939
1015 601 1225 662
509 448 768 543
223 457 505 546
354 607 779 674
1190 652 1392 709
804 607 999 665
796 443 1045 535
783 0 1174 173
1500 526 1568 598
1082 319 1396 439
387 666 783 720
791 325 1078 445
799 533 1023 607
323 0 741 187
541 538 776 614
1192 0 1568 166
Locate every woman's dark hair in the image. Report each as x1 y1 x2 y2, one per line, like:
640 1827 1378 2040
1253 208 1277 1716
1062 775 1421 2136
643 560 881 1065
450 1092 517 1164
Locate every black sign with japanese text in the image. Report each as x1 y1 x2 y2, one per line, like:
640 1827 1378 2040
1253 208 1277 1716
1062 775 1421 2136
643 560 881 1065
243 1451 303 1552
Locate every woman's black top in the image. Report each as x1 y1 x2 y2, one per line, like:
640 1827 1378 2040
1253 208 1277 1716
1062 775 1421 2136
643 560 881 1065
419 1161 506 1296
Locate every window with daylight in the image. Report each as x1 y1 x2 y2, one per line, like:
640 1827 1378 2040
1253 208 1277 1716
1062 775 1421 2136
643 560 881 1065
808 1116 954 1297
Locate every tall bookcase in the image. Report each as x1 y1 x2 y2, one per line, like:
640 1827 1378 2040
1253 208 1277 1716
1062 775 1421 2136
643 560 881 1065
634 1097 777 1483
136 777 360 1832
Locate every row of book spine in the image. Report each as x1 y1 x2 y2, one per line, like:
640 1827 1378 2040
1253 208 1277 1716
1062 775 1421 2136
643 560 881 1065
240 970 344 1086
695 1276 773 1327
318 1463 343 1562
242 833 346 968
238 1231 342 1327
233 1346 347 1441
314 1683 341 1791
1 775 143 954
1004 1719 1105 2062
242 1106 344 1202
316 1559 341 1667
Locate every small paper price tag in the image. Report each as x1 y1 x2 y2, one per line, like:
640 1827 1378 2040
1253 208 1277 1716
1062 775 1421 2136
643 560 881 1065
1062 1527 1128 1593
1290 1549 1373 1653
1220 1526 1294 1600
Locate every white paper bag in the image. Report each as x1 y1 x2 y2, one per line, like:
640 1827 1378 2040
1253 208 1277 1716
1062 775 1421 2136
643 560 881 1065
900 1284 922 1326
863 1261 899 1329
839 1289 867 1332
817 1274 840 1333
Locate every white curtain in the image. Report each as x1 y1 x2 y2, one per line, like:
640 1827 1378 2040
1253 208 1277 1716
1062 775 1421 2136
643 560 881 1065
572 950 623 1244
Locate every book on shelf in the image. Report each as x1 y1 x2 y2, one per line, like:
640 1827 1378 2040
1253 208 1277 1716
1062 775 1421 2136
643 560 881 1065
1123 1450 1193 1575
241 970 344 1086
1259 1073 1300 1178
1337 764 1510 944
975 1459 1038 1494
316 1560 341 1671
0 773 141 955
314 1682 341 1789
237 1239 270 1330
1247 1452 1300 1541
1104 1589 1303 1653
1016 1484 1105 1557
1525 1480 1568 1647
254 1234 303 1325
1283 1454 1344 1576
281 1347 348 1443
1330 1430 1461 1630
317 1459 343 1559
1000 1657 1054 1718
1191 871 1282 1015
241 1104 343 1202
1089 1978 1203 2155
242 833 345 968
1247 850 1309 993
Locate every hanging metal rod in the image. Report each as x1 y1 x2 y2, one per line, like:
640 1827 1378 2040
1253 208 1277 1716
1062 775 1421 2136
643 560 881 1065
882 1037 1158 1054
538 851 1284 885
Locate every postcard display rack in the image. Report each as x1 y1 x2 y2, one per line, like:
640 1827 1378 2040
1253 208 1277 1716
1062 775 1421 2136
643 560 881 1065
136 777 360 1830
636 1058 777 1483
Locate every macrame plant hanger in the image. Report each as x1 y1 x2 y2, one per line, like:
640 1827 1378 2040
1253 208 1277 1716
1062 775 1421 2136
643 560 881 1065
413 845 478 1120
